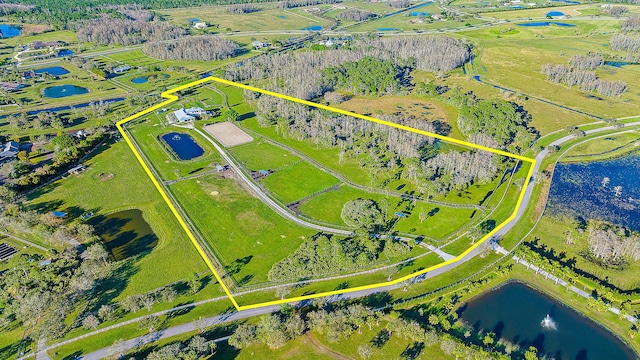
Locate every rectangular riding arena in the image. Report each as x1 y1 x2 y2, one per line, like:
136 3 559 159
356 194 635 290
204 122 254 147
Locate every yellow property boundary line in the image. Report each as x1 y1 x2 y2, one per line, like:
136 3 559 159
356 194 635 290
116 76 536 311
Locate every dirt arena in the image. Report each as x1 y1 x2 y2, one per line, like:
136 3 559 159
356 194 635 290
204 122 254 147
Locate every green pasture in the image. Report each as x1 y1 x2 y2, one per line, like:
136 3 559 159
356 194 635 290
231 140 301 171
26 139 209 298
168 174 314 286
260 161 341 204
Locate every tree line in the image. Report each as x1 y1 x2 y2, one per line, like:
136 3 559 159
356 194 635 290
622 15 640 32
322 56 412 96
142 35 239 61
587 221 640 266
278 0 338 9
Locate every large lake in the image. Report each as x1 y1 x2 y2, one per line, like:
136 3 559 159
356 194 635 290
548 155 640 231
459 282 635 359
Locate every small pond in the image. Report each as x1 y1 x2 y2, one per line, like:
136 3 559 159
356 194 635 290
0 24 21 38
459 282 635 359
605 61 630 68
160 132 205 160
517 21 575 27
546 11 566 16
34 66 70 76
90 209 158 261
410 11 429 16
131 77 148 84
57 49 74 57
43 85 89 98
548 155 640 231
377 27 398 31
304 25 323 31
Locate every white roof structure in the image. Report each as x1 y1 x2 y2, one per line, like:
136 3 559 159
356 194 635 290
174 109 195 122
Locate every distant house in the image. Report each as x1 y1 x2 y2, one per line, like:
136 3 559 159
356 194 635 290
252 41 268 49
173 108 195 123
0 141 19 163
193 22 207 30
31 40 64 49
216 165 224 172
21 70 36 80
0 82 26 92
185 107 207 116
113 65 131 74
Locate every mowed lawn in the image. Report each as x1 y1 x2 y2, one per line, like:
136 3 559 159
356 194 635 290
168 174 317 285
260 162 342 204
27 139 208 298
394 203 478 240
231 140 301 171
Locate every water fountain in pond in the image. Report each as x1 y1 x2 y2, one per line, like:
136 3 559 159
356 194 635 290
541 314 557 330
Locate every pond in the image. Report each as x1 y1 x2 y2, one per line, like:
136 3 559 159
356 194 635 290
131 77 148 84
43 85 89 98
377 28 398 31
0 24 21 38
34 66 70 76
605 61 631 68
304 25 322 31
459 282 635 359
548 155 640 231
517 22 575 27
546 11 565 17
160 132 205 160
90 209 158 261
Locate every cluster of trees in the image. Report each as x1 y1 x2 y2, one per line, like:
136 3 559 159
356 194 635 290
610 33 640 57
142 36 239 61
622 15 640 31
337 9 375 21
227 3 260 13
117 6 156 21
144 336 218 360
278 0 338 9
75 15 185 45
587 222 640 265
419 149 498 192
322 57 411 96
0 4 34 14
268 231 412 281
389 0 411 8
340 199 384 229
457 98 536 151
227 36 471 100
603 5 628 17
229 312 305 349
541 59 628 97
0 241 110 341
569 54 603 70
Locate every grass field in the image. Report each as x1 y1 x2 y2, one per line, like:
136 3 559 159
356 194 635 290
167 174 313 286
561 131 640 163
260 161 341 204
349 12 486 32
159 6 331 32
2 29 77 47
26 139 209 298
231 140 301 171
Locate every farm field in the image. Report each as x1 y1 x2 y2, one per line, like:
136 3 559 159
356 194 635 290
260 161 341 204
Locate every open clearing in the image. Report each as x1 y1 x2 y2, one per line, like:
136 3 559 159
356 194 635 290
205 122 254 147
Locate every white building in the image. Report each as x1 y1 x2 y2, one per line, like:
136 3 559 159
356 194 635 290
185 107 206 116
0 141 19 163
252 41 267 49
193 22 207 30
173 109 195 123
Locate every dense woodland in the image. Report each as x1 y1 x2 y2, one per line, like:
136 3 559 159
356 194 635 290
622 15 640 32
337 8 375 21
142 36 239 61
74 15 185 45
227 36 471 100
541 54 629 97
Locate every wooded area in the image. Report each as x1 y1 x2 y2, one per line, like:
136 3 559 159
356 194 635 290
75 15 185 45
142 36 239 61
